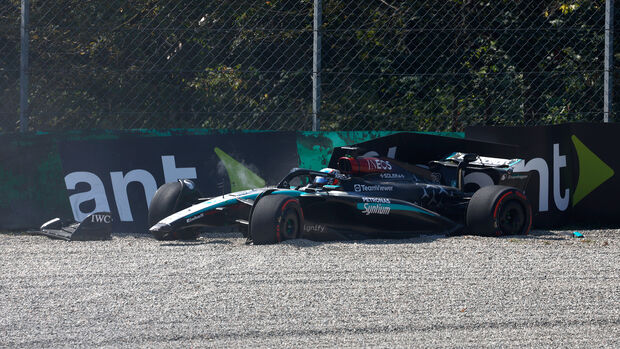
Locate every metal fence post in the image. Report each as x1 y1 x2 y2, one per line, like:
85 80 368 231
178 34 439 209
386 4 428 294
20 0 29 132
605 0 614 123
312 0 322 131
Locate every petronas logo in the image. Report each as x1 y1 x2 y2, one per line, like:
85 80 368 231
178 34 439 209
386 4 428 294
571 135 615 206
214 147 266 192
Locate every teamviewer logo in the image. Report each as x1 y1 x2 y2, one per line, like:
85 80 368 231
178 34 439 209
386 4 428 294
354 184 361 192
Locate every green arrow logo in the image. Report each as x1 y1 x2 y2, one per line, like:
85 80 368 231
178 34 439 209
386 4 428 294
214 147 266 192
571 135 614 206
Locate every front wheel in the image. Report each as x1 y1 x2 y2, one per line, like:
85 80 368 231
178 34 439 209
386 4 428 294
466 185 532 236
249 195 304 245
148 179 202 240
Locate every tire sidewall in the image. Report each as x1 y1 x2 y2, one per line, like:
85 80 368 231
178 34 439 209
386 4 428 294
250 195 303 245
466 185 532 236
148 180 201 240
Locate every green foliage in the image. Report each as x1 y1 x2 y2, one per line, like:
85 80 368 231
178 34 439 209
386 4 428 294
0 0 610 132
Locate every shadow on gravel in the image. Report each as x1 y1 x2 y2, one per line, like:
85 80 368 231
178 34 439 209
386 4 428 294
283 231 581 248
526 230 569 241
492 230 591 242
281 234 447 248
160 239 234 247
280 229 599 247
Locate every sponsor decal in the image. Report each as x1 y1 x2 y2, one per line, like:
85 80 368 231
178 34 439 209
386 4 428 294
186 213 204 223
214 147 266 192
501 173 529 181
366 159 393 171
511 137 614 211
361 203 391 215
303 224 326 233
362 197 391 203
91 214 112 224
354 184 394 192
570 135 614 206
64 155 197 222
379 173 405 179
430 172 441 183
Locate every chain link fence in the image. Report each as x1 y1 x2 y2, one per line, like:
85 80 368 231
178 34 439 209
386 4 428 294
0 0 613 132
0 2 21 131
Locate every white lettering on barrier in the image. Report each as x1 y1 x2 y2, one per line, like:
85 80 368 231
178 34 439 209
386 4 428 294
162 155 197 183
513 157 549 212
65 171 111 222
111 169 158 222
64 155 197 222
511 143 569 212
463 172 494 190
553 144 570 211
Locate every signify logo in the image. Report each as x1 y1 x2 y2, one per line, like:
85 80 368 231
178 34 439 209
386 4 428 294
511 135 614 212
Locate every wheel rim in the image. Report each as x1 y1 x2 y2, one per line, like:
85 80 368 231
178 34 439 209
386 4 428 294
498 201 525 235
280 210 299 240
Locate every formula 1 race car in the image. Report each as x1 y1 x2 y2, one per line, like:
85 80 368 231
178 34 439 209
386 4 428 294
148 147 533 244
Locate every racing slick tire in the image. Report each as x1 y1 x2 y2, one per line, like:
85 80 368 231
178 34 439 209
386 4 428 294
250 195 304 245
148 179 202 240
466 185 532 236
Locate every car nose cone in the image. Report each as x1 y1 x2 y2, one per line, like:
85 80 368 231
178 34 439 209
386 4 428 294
150 222 172 233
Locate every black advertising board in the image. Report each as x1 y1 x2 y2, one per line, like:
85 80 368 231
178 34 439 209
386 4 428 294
59 132 298 232
2 126 617 231
467 123 620 226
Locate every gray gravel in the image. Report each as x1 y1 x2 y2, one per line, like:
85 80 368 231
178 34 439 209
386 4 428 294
1 230 619 348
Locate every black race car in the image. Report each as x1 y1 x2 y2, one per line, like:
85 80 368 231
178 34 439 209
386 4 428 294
148 147 532 244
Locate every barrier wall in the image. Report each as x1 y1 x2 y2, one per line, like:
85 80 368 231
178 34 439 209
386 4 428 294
466 123 620 227
1 124 616 232
0 130 413 231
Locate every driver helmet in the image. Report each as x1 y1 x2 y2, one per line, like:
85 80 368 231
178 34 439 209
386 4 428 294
314 168 341 186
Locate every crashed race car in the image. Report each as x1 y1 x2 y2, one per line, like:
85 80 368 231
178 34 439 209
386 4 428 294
148 147 533 244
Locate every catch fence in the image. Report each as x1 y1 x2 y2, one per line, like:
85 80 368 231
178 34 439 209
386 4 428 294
0 0 613 132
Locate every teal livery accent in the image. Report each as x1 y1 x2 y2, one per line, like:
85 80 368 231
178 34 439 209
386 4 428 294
184 192 260 218
185 189 304 219
271 190 304 197
390 204 438 216
356 203 437 216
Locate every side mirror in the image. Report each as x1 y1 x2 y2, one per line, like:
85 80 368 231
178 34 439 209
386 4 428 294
457 153 478 191
462 153 478 163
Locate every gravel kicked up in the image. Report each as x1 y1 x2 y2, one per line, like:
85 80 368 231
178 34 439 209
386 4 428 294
1 230 619 348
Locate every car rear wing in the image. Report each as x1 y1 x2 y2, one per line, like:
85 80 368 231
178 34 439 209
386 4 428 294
443 152 524 168
431 153 531 192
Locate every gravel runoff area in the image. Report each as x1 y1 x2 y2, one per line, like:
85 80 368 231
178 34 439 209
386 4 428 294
1 229 619 348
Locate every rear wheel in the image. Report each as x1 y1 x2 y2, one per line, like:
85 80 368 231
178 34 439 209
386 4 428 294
466 185 532 236
250 195 303 245
148 179 202 240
